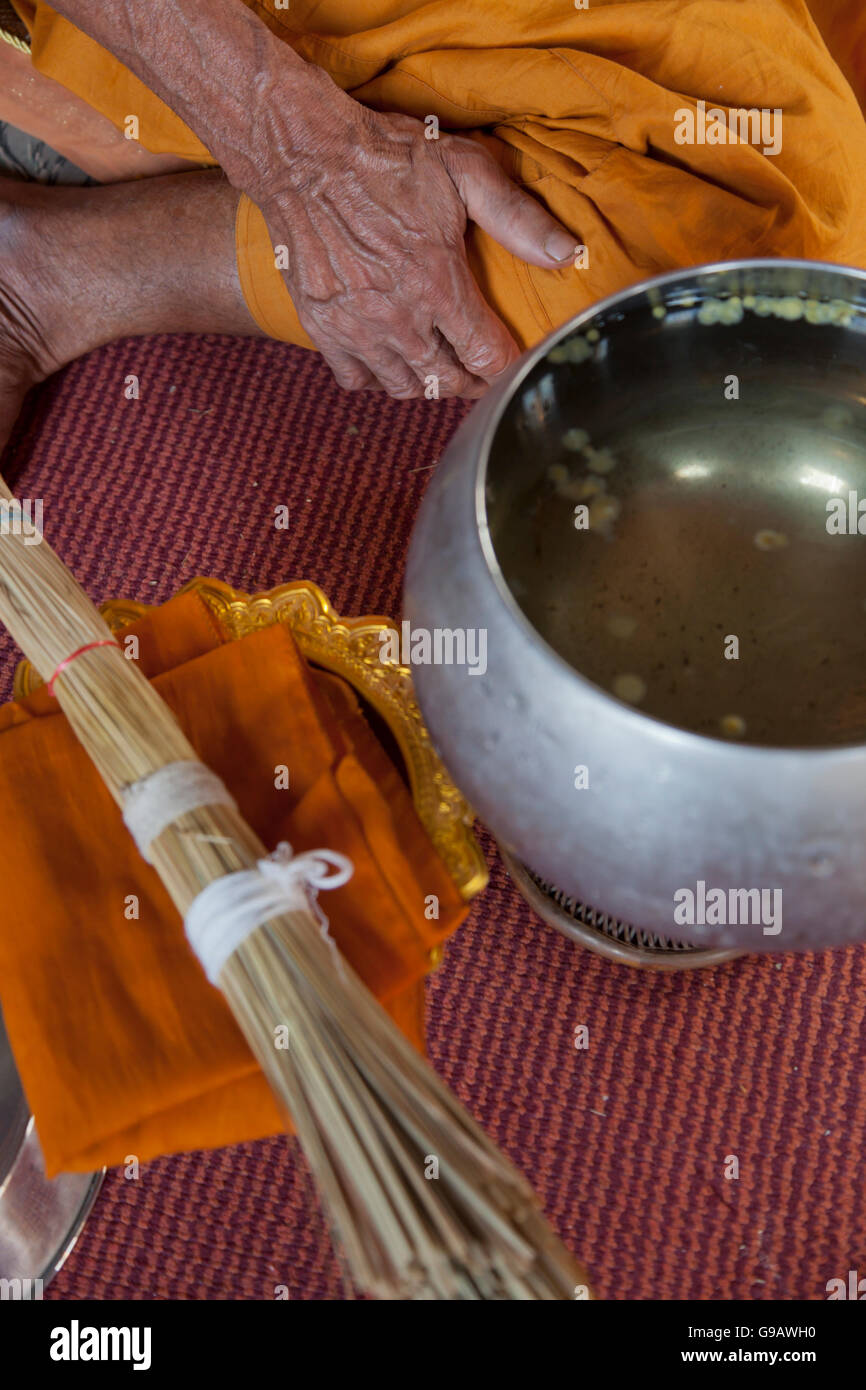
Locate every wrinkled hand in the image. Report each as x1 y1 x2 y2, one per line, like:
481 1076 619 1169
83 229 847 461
256 103 578 399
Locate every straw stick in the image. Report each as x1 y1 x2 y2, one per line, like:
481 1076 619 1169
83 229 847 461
0 476 590 1299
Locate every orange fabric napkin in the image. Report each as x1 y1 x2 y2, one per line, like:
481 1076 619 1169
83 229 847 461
0 592 467 1175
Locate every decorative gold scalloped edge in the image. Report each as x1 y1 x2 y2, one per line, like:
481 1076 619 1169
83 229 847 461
14 577 488 904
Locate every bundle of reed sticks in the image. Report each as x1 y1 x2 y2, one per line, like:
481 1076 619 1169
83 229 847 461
0 475 590 1300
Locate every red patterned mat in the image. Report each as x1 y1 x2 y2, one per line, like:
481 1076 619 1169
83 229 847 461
2 335 864 1301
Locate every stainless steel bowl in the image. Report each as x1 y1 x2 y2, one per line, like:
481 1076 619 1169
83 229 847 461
405 260 866 952
0 1007 102 1294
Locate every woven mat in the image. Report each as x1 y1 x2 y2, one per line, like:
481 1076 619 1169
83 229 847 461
2 335 864 1301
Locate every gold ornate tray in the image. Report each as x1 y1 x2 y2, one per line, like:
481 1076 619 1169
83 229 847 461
13 577 488 907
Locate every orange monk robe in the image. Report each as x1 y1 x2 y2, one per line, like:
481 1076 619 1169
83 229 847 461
809 0 866 113
12 1 866 348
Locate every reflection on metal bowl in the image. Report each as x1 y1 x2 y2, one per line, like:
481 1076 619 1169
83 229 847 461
0 1008 102 1293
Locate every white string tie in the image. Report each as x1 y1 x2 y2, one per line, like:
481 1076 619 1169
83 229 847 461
184 841 354 984
122 761 237 862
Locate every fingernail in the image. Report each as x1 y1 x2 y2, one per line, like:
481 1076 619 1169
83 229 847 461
545 231 578 264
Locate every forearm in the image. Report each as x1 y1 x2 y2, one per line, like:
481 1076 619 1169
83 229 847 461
47 0 353 197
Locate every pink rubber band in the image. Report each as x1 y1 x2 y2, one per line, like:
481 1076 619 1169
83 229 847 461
46 640 120 696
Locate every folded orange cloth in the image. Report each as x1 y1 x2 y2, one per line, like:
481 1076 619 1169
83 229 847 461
0 592 467 1175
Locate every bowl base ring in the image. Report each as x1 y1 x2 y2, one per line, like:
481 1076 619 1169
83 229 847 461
500 848 743 971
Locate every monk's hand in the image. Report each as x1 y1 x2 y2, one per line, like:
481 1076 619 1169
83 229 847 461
252 100 578 399
45 3 576 397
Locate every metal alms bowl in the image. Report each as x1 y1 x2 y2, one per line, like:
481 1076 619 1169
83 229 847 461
0 1007 102 1292
404 260 866 953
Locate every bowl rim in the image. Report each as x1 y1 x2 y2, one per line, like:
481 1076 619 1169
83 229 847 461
472 256 866 760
